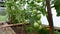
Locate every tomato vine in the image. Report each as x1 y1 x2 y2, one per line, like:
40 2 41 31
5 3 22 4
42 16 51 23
5 0 60 34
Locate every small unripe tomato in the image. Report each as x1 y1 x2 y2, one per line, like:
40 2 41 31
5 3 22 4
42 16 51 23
34 22 40 28
36 14 41 20
32 9 37 14
37 20 41 24
39 25 42 29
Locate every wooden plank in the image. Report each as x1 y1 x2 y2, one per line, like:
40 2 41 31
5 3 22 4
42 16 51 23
0 22 60 30
0 23 29 28
0 22 60 31
0 23 16 34
5 23 16 34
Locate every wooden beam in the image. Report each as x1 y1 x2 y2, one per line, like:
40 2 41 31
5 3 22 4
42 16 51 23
5 23 16 34
0 23 29 28
0 22 60 30
0 23 16 34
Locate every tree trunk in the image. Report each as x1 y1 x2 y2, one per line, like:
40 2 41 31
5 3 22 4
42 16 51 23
46 0 54 34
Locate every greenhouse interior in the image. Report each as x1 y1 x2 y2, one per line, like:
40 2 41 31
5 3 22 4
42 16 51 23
0 0 60 34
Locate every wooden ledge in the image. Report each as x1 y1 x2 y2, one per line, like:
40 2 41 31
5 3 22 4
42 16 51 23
0 22 60 30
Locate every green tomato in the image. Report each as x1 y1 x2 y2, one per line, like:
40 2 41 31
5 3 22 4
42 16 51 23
37 20 41 24
36 0 41 3
32 9 37 14
34 22 40 28
39 25 42 29
36 14 41 20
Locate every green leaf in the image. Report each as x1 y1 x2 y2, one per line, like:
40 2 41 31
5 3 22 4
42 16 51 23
54 0 60 16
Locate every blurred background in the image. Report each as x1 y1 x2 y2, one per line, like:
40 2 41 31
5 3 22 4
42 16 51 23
0 0 8 22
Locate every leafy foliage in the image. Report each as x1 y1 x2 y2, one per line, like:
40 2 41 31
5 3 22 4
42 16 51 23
53 0 60 16
4 0 60 34
54 30 60 34
5 0 47 34
5 0 47 24
38 28 50 34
